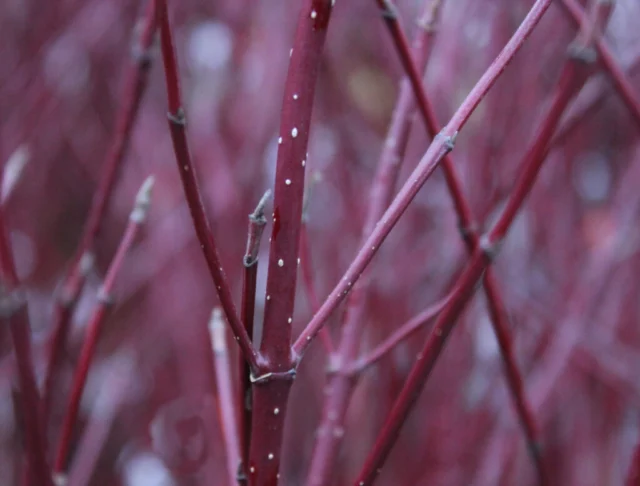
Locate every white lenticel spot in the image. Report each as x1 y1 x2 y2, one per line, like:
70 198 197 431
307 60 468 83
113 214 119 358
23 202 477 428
278 137 282 144
274 408 280 415
285 179 291 185
291 127 298 138
268 453 274 460
293 94 299 100
278 259 284 267
311 10 317 18
288 317 292 323
301 159 306 167
267 295 271 300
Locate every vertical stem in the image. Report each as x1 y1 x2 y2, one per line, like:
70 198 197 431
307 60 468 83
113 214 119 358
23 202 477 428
156 0 259 372
43 0 158 424
249 1 334 485
239 190 270 484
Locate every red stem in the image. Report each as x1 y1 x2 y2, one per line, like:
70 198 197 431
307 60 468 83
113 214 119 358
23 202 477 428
65 352 134 486
552 53 640 146
211 308 243 486
559 0 640 130
248 1 334 484
374 0 545 478
42 0 158 424
239 190 270 483
156 0 259 372
354 12 603 481
299 223 333 353
626 438 640 486
53 178 153 475
0 193 52 485
348 296 448 375
305 2 442 483
292 0 555 359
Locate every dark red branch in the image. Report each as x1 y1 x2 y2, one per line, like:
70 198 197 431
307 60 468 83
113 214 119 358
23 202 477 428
156 0 259 372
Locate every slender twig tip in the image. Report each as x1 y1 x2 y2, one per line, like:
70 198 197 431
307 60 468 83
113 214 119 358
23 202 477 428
130 175 155 223
209 307 227 354
2 145 30 203
79 252 96 277
250 189 272 222
52 473 68 486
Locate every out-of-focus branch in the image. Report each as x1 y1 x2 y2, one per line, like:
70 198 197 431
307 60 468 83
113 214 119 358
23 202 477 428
42 0 159 424
54 177 154 476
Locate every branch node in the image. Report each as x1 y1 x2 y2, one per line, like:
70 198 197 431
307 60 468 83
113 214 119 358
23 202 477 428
438 130 458 151
250 189 272 223
249 368 297 384
167 108 186 126
52 472 68 486
458 221 479 244
380 0 398 20
479 234 501 262
130 175 155 223
567 42 597 64
96 287 115 307
131 42 153 69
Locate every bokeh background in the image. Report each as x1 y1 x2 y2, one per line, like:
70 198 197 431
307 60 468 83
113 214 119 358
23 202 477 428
1 0 640 484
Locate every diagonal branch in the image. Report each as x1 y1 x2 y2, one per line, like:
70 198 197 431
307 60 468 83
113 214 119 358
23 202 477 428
373 0 545 478
559 0 640 129
305 2 444 484
354 3 609 481
292 0 555 360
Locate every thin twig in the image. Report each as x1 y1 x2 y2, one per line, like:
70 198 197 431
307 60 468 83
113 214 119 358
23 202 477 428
239 190 270 483
373 0 545 478
53 177 154 475
156 0 259 372
347 296 449 375
559 0 640 130
210 308 242 486
292 0 555 360
354 4 608 481
42 0 158 424
249 1 335 483
305 1 443 483
66 351 135 486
